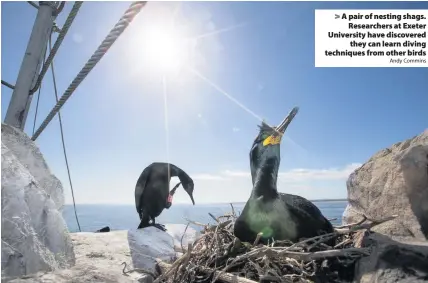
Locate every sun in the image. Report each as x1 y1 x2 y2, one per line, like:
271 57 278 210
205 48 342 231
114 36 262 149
136 22 192 77
145 28 181 71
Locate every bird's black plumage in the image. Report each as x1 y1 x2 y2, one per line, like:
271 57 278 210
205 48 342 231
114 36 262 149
234 108 333 244
135 162 195 231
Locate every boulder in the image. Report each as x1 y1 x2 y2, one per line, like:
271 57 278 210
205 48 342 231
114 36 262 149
1 124 65 208
1 124 75 280
343 129 428 240
6 225 200 282
354 233 428 283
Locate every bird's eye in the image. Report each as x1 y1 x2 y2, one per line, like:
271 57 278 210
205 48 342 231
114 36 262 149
261 133 269 140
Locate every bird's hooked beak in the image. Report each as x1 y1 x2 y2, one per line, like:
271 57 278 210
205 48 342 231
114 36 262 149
276 106 299 134
187 191 195 205
184 184 196 205
262 107 299 146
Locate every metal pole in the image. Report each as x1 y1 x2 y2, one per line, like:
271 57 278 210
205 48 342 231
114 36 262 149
4 2 56 130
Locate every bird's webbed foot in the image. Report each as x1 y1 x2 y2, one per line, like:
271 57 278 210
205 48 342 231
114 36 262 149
152 223 167 232
137 221 151 229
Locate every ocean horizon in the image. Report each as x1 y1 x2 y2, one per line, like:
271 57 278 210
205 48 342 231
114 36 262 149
63 201 348 233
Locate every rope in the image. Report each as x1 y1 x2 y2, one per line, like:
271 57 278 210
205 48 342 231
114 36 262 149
31 1 147 141
1 80 15 90
48 33 82 232
30 2 82 96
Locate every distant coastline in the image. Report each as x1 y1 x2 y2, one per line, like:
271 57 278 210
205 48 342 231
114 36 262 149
229 199 348 205
64 199 348 206
311 198 347 202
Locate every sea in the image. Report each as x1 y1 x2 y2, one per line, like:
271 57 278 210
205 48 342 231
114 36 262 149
63 201 347 233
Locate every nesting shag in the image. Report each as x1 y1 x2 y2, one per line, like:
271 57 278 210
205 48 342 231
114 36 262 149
234 107 333 244
135 162 195 231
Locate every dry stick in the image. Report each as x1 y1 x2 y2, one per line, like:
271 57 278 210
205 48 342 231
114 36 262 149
335 215 398 234
206 220 233 232
184 217 207 227
211 247 267 282
334 215 367 229
218 214 234 220
173 243 193 282
153 245 194 283
276 247 371 261
209 212 220 223
181 222 190 252
230 203 236 216
287 214 398 251
220 245 369 267
253 232 263 246
334 238 353 249
157 260 258 283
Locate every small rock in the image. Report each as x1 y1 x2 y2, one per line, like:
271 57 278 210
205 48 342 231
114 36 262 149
355 233 428 283
136 274 154 283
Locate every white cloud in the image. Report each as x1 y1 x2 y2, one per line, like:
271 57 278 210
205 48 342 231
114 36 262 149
232 127 240 132
223 170 250 177
192 174 227 181
278 163 362 182
200 163 362 182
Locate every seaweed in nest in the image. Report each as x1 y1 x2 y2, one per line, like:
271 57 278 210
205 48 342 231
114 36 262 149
153 205 397 283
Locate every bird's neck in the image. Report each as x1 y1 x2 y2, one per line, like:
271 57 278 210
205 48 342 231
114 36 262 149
252 158 279 200
168 164 191 186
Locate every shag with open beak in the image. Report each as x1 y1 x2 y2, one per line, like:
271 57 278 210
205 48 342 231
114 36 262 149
234 107 334 244
135 162 195 231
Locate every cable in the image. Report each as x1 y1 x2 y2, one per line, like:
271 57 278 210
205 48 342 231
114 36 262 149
1 80 15 90
27 1 39 9
31 1 147 141
54 1 66 17
32 46 48 136
30 1 83 95
48 33 82 232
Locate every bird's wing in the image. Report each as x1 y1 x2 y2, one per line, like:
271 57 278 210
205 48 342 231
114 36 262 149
135 165 152 214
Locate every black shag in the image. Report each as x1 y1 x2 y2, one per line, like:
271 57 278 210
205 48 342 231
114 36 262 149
135 162 195 231
95 226 110 233
234 107 334 244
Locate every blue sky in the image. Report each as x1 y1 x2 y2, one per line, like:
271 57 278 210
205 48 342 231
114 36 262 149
2 1 427 204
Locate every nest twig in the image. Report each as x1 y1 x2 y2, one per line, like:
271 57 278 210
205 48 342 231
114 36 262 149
154 204 396 283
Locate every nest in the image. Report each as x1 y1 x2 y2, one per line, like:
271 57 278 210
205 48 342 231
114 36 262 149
154 205 397 283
